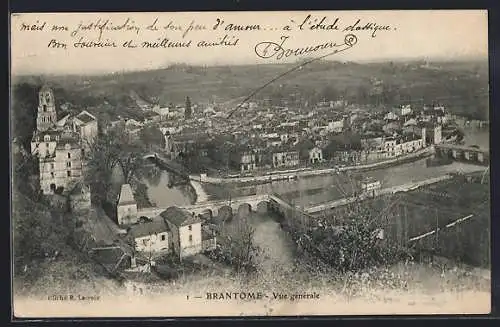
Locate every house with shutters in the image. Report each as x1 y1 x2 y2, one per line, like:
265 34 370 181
160 207 205 259
30 85 97 195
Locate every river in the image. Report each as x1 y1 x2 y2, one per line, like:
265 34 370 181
461 126 489 148
145 129 489 209
145 172 195 207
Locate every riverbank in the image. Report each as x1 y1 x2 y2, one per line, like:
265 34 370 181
191 147 433 185
190 180 209 204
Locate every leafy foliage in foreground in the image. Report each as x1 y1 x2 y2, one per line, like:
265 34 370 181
289 203 412 273
208 216 262 274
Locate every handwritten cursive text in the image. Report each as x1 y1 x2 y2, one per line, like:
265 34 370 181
254 34 358 60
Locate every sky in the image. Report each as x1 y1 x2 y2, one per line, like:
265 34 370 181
10 10 488 75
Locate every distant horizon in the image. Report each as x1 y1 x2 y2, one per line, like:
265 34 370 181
11 55 488 79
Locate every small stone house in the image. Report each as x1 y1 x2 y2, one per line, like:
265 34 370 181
117 184 138 226
128 217 170 254
160 207 203 259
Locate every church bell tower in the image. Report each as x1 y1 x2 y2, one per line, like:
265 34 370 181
36 85 57 131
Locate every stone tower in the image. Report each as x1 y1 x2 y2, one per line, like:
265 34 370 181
36 85 57 131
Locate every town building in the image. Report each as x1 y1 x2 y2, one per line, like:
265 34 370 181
152 104 171 118
160 207 203 259
129 217 170 254
425 124 442 144
72 110 98 148
327 119 345 133
272 150 300 168
230 150 261 172
30 86 98 195
32 131 84 194
308 147 324 164
36 85 58 132
164 132 211 159
360 178 382 194
394 104 412 116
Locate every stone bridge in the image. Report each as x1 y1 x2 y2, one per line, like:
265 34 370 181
434 144 489 166
135 174 461 228
137 194 279 219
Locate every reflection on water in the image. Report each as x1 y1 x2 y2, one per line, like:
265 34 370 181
263 159 487 207
117 129 489 210
266 129 490 207
112 165 193 208
145 171 193 208
461 127 489 149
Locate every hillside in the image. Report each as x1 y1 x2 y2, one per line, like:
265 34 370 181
11 59 489 145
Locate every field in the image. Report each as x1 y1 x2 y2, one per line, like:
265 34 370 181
381 176 490 268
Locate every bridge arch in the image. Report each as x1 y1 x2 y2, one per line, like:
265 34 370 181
199 209 213 221
237 203 252 218
256 201 270 215
217 205 233 224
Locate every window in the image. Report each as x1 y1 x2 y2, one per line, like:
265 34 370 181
188 225 192 231
50 172 54 178
66 161 71 168
161 235 166 241
189 235 193 242
50 163 54 170
67 170 71 177
67 152 71 159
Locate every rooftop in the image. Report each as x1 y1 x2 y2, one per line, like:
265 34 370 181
55 137 81 150
32 129 62 141
160 206 201 227
118 184 136 205
76 110 97 124
129 217 170 238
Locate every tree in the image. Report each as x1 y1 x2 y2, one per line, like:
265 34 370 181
84 127 161 205
139 126 165 152
184 96 192 119
296 138 315 162
12 192 72 278
291 202 411 273
12 150 41 200
11 83 39 150
210 216 261 274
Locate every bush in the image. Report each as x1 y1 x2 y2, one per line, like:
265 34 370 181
290 203 411 273
208 218 261 274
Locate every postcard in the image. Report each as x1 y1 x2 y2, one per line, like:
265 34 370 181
10 10 490 318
